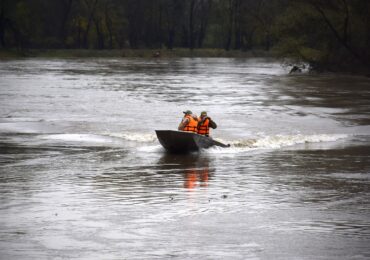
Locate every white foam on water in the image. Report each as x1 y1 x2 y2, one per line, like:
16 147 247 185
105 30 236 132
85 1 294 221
137 145 163 153
44 132 348 153
253 134 349 149
207 134 349 154
105 132 157 143
41 134 111 143
40 132 158 146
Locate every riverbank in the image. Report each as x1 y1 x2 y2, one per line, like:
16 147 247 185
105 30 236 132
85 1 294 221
0 48 274 59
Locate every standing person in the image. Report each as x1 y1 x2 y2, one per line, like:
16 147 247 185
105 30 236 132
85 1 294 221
178 110 198 133
197 111 217 137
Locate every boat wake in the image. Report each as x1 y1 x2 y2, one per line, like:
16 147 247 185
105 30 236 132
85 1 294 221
40 134 112 144
209 133 349 153
38 132 349 153
38 132 158 146
106 132 349 153
105 132 157 143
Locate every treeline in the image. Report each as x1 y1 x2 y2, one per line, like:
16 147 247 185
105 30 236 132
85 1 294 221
1 0 369 70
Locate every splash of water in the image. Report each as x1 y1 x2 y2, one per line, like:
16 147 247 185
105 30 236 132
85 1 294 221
41 132 349 153
40 134 111 143
105 132 157 143
207 134 348 153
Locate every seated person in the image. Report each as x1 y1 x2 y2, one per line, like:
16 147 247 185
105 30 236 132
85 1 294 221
178 110 198 133
197 111 217 136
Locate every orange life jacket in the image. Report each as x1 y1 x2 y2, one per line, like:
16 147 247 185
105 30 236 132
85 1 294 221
183 115 198 133
198 118 210 136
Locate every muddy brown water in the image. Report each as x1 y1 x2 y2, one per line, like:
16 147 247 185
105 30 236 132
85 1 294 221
0 58 369 259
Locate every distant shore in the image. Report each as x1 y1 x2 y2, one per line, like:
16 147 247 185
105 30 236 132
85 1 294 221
0 48 275 59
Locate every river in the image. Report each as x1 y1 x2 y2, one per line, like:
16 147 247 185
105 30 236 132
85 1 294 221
0 58 369 259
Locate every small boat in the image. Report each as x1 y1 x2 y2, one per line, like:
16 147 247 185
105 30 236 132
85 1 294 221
155 130 230 153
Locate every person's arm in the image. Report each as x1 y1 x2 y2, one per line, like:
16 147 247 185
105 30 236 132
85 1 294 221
178 118 189 130
197 117 205 129
208 118 217 129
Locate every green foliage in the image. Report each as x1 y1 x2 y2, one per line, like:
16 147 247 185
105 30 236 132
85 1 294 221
274 0 370 71
0 0 368 71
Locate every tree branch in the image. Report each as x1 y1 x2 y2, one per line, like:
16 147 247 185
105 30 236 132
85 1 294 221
310 0 368 66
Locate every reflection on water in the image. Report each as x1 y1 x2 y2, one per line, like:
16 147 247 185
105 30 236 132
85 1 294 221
158 154 211 190
184 167 209 189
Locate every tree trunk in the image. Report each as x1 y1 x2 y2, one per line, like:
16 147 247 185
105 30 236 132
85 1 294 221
341 0 349 44
93 17 104 49
225 0 234 50
0 2 5 48
189 0 196 50
158 2 163 48
233 0 241 49
197 0 212 48
60 0 73 48
82 0 98 49
105 3 113 49
165 1 176 49
77 18 81 48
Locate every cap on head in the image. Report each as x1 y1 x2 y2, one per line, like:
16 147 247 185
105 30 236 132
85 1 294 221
200 111 207 116
183 110 192 115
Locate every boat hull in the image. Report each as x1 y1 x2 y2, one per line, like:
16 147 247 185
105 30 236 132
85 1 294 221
155 130 229 153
